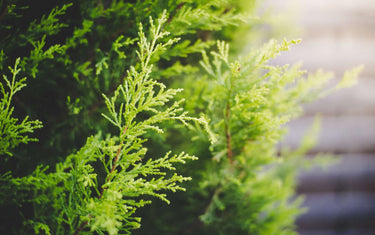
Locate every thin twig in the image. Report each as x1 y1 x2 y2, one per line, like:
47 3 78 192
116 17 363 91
225 102 233 163
99 126 128 199
73 219 89 235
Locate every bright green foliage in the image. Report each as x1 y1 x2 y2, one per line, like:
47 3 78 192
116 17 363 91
54 13 203 234
0 0 362 235
0 58 42 156
1 12 204 234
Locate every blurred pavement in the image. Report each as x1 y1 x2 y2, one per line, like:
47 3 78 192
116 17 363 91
271 0 375 234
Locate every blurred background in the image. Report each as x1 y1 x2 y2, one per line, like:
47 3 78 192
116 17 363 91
270 0 375 234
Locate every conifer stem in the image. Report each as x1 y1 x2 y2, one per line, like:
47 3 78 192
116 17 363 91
100 126 128 199
225 101 233 163
73 219 90 235
74 126 128 235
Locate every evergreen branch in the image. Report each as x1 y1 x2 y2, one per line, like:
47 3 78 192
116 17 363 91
0 58 42 156
74 126 127 235
70 10 206 235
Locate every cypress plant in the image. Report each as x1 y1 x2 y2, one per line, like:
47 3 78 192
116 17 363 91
0 0 361 234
